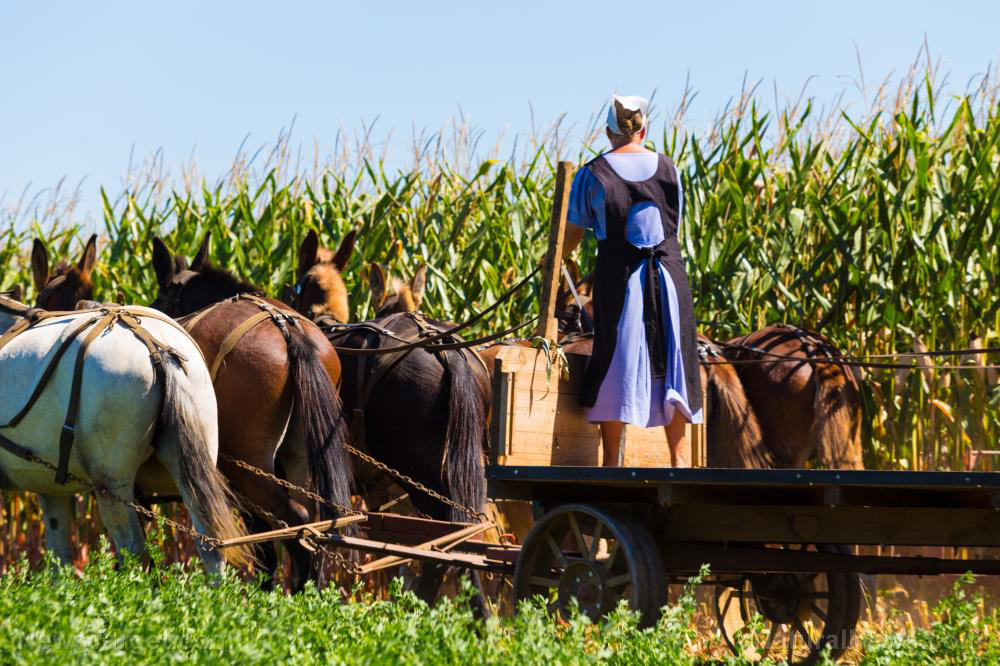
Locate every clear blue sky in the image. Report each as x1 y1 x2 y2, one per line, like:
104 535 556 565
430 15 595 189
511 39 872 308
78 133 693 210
2 1 998 220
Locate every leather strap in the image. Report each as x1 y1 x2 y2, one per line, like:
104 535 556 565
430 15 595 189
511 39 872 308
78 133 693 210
0 316 40 354
0 304 185 485
1 315 102 429
57 309 119 483
209 310 271 381
181 302 217 334
202 293 310 383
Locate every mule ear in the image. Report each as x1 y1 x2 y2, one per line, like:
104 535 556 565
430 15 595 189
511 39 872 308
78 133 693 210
410 264 427 308
151 237 175 289
368 263 387 308
174 255 189 272
331 229 357 271
8 285 22 302
77 234 98 278
31 239 49 292
298 229 319 277
191 232 211 271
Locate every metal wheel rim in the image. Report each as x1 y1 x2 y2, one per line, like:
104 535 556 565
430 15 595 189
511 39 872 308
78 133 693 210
513 504 663 626
713 543 856 665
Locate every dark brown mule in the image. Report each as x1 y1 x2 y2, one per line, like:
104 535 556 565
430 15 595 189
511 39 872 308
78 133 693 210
293 231 492 609
33 235 354 591
724 326 865 469
31 235 98 310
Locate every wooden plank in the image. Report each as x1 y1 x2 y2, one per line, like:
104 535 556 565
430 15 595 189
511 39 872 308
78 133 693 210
357 521 495 574
489 358 511 459
486 465 1000 489
215 514 367 549
534 161 575 341
661 504 1000 547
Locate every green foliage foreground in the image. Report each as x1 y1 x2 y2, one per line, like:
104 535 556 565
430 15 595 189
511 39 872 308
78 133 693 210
0 544 996 665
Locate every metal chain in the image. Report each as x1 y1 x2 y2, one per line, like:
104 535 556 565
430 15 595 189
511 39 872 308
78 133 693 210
17 449 223 549
341 442 484 525
233 489 362 576
222 454 363 518
232 490 290 530
318 540 362 576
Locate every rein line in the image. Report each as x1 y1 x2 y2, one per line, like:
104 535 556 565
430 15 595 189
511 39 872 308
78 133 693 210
318 265 542 356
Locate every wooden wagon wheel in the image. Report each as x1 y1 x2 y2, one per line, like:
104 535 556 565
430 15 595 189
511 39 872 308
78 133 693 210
513 504 667 627
714 544 861 665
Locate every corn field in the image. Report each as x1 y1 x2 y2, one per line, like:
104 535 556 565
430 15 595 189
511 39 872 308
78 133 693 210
1 63 999 566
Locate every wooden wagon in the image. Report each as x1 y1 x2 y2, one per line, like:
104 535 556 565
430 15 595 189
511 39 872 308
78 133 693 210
304 161 1000 664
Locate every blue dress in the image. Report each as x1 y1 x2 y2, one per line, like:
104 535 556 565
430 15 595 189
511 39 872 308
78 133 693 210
567 152 703 426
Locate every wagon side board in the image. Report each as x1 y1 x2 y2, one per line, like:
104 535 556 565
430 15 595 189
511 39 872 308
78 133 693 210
487 465 1000 549
489 346 705 467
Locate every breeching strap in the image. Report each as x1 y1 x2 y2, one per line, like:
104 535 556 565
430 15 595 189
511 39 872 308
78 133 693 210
0 302 186 484
181 293 311 383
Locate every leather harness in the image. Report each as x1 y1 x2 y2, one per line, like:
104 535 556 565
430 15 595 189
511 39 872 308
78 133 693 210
0 296 194 484
179 292 314 383
318 311 488 490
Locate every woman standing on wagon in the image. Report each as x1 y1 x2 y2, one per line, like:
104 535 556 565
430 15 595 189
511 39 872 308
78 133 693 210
562 95 703 467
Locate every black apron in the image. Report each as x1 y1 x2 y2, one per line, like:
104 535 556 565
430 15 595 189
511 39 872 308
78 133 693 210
579 153 703 417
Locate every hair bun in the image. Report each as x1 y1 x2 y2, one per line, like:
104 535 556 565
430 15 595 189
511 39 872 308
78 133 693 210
613 99 645 138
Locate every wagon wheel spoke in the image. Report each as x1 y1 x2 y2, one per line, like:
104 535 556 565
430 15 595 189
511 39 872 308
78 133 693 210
588 521 603 562
567 512 587 557
545 534 569 569
761 623 779 655
606 573 632 588
800 590 831 599
809 602 828 623
793 619 817 652
719 590 735 618
528 576 559 590
786 623 797 663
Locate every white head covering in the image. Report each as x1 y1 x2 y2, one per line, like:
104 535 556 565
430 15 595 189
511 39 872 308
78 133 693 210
606 94 650 135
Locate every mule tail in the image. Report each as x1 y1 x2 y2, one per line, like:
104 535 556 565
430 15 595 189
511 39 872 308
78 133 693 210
811 341 865 470
705 363 774 468
441 349 487 523
285 329 355 522
155 355 252 568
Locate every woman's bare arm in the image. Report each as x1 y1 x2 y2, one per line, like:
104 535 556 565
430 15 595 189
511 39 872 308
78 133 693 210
562 223 584 259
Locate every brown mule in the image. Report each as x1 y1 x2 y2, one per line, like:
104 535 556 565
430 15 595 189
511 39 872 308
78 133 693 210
30 235 98 311
33 234 354 592
724 326 865 469
292 233 492 611
149 234 356 590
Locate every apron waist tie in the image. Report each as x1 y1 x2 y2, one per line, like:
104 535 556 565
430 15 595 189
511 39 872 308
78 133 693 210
626 243 669 379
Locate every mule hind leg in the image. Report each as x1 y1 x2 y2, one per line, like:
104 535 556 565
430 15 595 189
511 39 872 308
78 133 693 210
39 494 76 566
92 483 147 563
